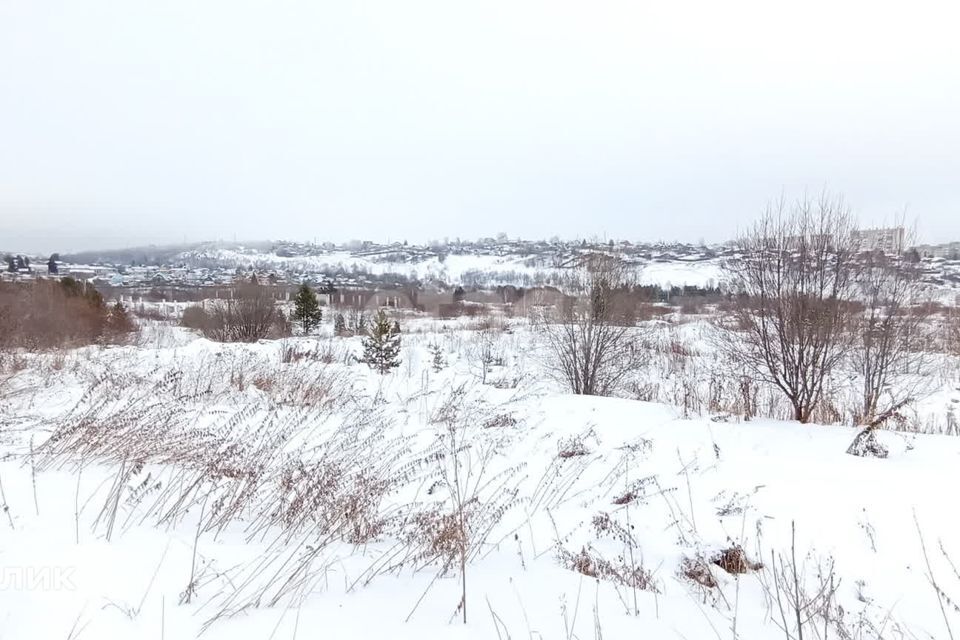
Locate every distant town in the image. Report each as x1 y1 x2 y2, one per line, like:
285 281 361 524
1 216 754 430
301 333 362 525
3 232 960 309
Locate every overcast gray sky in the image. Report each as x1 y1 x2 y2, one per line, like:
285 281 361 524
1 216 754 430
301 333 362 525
1 0 958 253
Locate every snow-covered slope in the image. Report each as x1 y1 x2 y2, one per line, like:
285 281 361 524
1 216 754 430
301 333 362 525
1 324 958 639
175 245 727 289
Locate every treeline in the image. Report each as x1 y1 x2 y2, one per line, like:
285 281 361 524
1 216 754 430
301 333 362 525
0 278 135 350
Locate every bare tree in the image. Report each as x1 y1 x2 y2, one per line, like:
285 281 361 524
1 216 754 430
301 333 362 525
720 193 859 423
850 226 929 425
469 327 500 384
537 254 644 396
204 283 281 343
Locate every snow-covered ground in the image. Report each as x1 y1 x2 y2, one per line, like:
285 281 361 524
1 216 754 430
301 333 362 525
176 247 729 290
1 319 959 639
636 260 723 290
189 248 531 282
173 244 960 296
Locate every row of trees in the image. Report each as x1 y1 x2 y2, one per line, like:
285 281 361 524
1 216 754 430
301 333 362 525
292 284 402 373
540 193 933 428
3 254 60 274
0 278 134 349
5 254 30 272
182 282 403 374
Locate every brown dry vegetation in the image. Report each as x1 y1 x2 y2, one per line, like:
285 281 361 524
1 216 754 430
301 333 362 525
25 365 529 626
0 279 135 350
180 283 290 342
948 308 960 357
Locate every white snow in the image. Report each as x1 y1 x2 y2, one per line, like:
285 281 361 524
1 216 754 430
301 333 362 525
177 247 728 289
1 320 958 639
637 261 724 289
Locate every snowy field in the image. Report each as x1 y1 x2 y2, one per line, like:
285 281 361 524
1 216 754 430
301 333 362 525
1 317 959 639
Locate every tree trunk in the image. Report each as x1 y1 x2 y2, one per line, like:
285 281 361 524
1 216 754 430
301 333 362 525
793 403 806 423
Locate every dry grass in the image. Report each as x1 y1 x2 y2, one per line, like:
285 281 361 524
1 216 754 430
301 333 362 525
680 555 718 588
712 545 763 575
557 434 590 459
26 356 534 628
482 413 518 429
558 545 658 593
611 476 656 506
280 339 343 364
9 295 960 636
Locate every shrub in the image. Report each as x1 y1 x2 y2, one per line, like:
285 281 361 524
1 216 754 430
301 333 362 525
181 305 211 331
635 303 672 322
268 309 293 339
201 285 285 343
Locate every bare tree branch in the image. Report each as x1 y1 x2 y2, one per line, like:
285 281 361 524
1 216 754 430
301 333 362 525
719 193 859 423
536 255 646 396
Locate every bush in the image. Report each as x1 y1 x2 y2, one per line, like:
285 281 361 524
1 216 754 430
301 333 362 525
268 309 293 339
635 303 672 322
181 305 211 331
199 285 286 343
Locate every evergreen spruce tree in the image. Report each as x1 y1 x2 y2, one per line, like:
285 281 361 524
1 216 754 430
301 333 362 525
429 342 446 372
359 310 401 374
334 313 347 336
292 284 322 334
